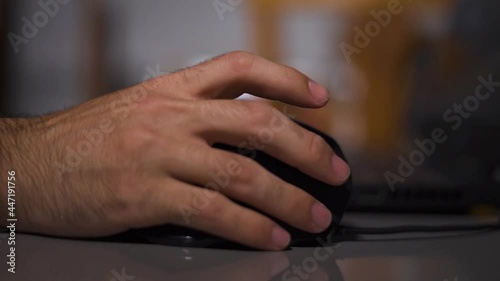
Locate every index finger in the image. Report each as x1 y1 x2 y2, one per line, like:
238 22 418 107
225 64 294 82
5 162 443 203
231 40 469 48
170 51 331 107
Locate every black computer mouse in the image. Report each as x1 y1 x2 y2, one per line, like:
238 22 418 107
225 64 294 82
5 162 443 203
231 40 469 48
133 120 352 249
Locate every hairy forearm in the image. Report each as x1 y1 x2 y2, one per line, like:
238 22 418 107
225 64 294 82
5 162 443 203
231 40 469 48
0 119 19 227
0 117 47 228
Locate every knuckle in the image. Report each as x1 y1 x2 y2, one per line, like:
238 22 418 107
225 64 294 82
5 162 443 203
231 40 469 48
276 184 312 219
224 51 256 73
244 102 275 131
283 65 303 84
265 176 286 205
233 101 256 118
142 76 163 91
234 159 258 185
209 192 226 212
286 189 310 213
172 67 191 85
304 132 326 163
176 67 201 89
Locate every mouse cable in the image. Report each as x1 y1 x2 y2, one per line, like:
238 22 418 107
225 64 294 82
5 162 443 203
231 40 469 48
338 221 500 235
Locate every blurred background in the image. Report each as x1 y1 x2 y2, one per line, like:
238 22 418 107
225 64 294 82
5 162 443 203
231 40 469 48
1 0 499 213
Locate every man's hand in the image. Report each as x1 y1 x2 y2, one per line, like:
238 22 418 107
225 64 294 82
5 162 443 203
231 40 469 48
0 52 350 250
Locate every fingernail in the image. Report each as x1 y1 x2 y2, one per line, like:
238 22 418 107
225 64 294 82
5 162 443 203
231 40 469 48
271 226 291 249
311 201 332 231
331 154 351 181
308 79 330 104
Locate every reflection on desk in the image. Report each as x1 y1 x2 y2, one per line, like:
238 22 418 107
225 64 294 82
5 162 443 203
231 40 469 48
0 214 498 281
